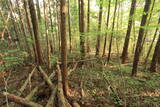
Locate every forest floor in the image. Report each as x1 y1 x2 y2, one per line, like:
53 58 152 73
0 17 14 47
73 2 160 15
0 54 160 107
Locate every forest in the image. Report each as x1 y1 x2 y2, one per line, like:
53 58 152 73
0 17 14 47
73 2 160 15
0 0 160 106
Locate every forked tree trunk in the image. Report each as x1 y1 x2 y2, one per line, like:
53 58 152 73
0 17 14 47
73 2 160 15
60 0 69 96
132 0 151 76
121 0 136 63
28 0 43 65
95 0 103 56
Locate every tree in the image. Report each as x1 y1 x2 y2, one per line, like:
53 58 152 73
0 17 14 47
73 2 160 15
107 0 118 62
68 0 72 53
28 0 43 65
121 0 136 63
79 0 85 58
60 0 69 96
86 0 90 53
102 0 111 57
95 0 103 56
43 0 51 70
132 0 151 76
150 32 160 72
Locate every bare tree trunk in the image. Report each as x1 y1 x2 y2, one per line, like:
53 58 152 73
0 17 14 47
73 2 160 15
150 32 160 72
36 0 41 22
132 0 151 76
143 16 160 70
43 0 51 70
23 0 38 62
102 0 111 57
95 0 103 56
60 0 69 96
121 0 136 63
79 0 85 59
107 0 118 62
15 0 32 57
28 0 43 65
86 0 90 53
68 0 72 53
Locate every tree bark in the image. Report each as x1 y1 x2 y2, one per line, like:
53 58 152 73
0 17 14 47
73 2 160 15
102 0 111 57
95 0 103 56
60 0 69 96
28 0 43 65
107 0 118 62
121 0 136 63
68 0 72 53
150 32 160 72
132 0 151 76
79 0 85 59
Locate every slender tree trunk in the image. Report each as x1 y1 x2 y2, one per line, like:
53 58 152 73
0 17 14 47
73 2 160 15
48 0 55 54
79 0 85 58
15 0 31 56
132 0 151 76
107 0 118 62
158 49 160 64
43 0 51 70
143 16 160 69
102 0 111 56
36 0 41 22
28 0 43 65
86 0 90 53
60 0 69 96
150 32 160 72
141 0 156 51
121 0 136 63
23 0 38 62
95 0 103 56
68 0 72 53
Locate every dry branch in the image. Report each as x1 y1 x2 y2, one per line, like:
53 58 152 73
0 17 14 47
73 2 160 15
45 85 57 107
18 66 37 96
25 86 39 100
38 66 54 89
3 92 43 107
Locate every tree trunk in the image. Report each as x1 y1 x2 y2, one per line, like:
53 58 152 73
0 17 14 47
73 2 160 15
107 0 118 62
28 0 43 65
68 0 72 53
121 0 136 63
132 0 151 76
95 0 103 56
102 0 111 57
86 0 90 53
143 16 160 69
79 0 85 59
36 0 41 22
43 0 51 70
150 32 160 72
60 0 69 96
23 0 38 62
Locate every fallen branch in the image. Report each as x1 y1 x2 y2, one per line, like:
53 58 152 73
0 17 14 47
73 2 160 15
38 66 54 90
18 66 37 96
25 86 39 100
45 85 57 107
3 92 43 107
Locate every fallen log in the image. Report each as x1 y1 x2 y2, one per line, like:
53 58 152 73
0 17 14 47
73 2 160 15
57 69 66 107
38 66 54 90
3 92 43 107
18 66 37 96
45 85 57 107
